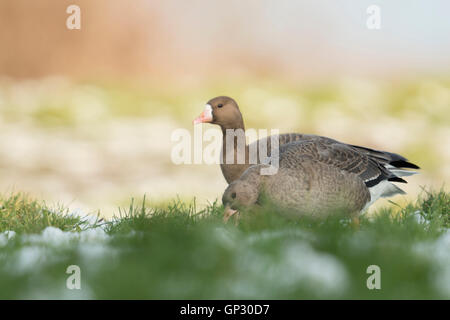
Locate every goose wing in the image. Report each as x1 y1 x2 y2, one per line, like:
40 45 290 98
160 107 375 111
278 139 406 188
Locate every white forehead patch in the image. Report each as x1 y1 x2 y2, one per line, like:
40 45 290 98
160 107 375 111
204 104 212 116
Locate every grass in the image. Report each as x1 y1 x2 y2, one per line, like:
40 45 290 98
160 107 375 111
0 193 95 234
0 189 449 299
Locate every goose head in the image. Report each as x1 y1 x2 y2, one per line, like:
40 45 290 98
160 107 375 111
222 180 259 222
193 96 243 130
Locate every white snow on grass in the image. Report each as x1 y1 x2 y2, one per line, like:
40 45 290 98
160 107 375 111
413 210 430 225
0 230 16 247
280 241 349 295
223 231 349 298
245 228 315 244
0 224 123 299
22 226 110 246
414 229 450 298
9 245 61 274
66 208 110 231
0 226 114 278
430 230 450 298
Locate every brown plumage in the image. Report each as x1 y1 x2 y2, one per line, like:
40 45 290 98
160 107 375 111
222 153 371 220
193 96 419 218
194 96 318 183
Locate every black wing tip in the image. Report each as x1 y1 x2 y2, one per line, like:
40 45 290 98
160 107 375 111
388 176 408 184
390 160 420 170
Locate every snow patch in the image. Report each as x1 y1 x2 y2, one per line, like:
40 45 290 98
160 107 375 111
0 226 113 277
0 230 16 247
414 229 450 298
279 242 348 295
23 226 110 246
229 238 348 298
431 231 450 297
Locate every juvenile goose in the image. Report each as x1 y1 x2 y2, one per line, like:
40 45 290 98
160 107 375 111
222 157 369 221
222 140 415 221
193 96 419 186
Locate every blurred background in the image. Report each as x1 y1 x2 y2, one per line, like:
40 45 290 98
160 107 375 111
0 0 449 217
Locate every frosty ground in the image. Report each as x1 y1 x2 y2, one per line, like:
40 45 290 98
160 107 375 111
0 190 448 299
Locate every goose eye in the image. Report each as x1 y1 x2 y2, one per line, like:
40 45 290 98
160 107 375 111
217 104 223 108
231 192 236 199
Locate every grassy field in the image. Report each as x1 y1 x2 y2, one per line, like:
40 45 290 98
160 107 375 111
0 77 449 215
0 77 449 299
0 189 449 299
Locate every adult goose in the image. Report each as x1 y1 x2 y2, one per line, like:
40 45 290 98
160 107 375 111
221 140 417 222
193 96 419 216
